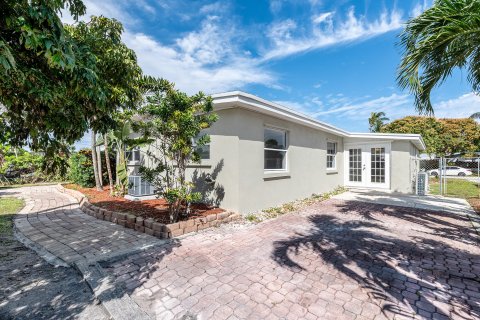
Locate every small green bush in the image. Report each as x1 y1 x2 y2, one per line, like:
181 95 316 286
68 150 95 187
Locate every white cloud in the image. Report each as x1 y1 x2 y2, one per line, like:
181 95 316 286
312 12 334 24
411 0 429 18
124 30 275 94
200 2 228 14
61 2 415 96
434 93 480 118
263 7 403 60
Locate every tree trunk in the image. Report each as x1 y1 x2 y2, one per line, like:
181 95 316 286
96 144 103 186
91 130 102 191
104 134 114 195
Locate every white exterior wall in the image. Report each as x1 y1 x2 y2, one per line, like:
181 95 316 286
234 108 344 213
127 101 423 213
183 107 344 213
390 141 418 193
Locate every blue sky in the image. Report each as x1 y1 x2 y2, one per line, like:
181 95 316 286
65 0 480 149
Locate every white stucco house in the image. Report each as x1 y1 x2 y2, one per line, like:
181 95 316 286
127 91 426 214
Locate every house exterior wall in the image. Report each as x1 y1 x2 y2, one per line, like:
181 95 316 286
184 108 240 212
233 108 344 213
127 102 423 213
184 107 344 213
390 140 418 193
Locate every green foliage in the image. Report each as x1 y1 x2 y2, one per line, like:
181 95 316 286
397 0 480 114
68 149 95 187
137 79 218 223
1 2 142 159
0 148 42 174
382 116 480 156
368 112 389 133
100 113 148 195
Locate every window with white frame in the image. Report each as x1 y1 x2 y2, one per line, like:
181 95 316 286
193 129 210 160
126 147 141 163
264 127 288 170
326 141 337 169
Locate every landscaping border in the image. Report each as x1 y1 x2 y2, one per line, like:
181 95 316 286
56 184 240 239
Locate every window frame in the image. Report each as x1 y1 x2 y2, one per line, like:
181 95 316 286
326 141 337 170
126 147 141 164
264 126 288 172
193 129 211 160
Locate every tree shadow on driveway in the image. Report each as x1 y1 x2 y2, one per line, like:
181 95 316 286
272 200 480 319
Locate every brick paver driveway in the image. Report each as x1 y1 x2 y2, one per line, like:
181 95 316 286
2 185 161 265
105 199 480 320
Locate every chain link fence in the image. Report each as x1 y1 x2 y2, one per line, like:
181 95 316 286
415 156 480 198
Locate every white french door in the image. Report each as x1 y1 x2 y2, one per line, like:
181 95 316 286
344 143 390 189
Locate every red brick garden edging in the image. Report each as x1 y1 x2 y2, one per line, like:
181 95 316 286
56 184 240 239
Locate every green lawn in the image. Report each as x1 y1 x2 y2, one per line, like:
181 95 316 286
429 178 480 199
0 197 25 237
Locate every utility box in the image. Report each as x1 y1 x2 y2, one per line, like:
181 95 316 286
416 172 429 196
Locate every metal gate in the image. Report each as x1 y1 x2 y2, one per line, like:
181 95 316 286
416 156 480 197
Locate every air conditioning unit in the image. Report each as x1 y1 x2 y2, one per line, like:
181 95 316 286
416 172 429 196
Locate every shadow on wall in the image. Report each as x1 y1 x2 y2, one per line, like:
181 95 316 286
271 200 480 319
191 159 225 207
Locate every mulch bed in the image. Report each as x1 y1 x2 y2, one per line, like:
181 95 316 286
64 184 224 224
468 197 480 215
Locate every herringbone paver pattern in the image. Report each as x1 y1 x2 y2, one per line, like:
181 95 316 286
4 185 161 264
105 200 480 320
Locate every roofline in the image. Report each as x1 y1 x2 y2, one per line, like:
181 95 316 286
212 91 426 151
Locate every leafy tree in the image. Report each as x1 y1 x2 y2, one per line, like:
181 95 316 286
137 79 218 223
1 3 142 173
68 149 95 187
1 0 98 149
66 16 143 190
382 116 480 155
397 0 480 114
368 112 389 132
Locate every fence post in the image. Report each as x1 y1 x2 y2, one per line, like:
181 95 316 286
444 157 447 196
439 158 442 195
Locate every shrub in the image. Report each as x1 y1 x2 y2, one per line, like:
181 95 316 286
68 150 95 187
0 149 42 175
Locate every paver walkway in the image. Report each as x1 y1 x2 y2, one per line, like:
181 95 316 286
105 198 480 320
1 185 162 266
5 186 480 319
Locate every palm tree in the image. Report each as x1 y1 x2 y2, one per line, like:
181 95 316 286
397 0 480 114
368 112 389 132
91 130 102 191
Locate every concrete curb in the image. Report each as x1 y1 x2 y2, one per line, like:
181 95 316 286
13 226 70 268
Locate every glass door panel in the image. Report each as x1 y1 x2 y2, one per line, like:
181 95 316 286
349 148 362 182
370 147 385 183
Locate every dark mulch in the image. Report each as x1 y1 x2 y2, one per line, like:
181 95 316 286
64 184 224 224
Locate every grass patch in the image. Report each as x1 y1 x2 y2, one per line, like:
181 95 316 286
0 197 25 238
429 178 480 199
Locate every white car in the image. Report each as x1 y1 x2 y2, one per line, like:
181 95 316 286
428 166 473 176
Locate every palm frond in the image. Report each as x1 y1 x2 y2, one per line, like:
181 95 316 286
397 0 480 114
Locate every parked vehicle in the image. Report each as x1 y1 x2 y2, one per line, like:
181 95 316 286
428 166 473 176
